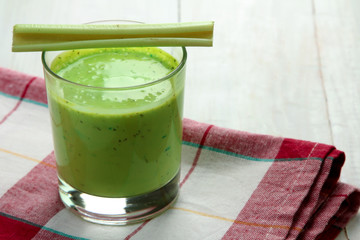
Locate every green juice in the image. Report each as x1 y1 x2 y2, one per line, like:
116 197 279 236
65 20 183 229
47 47 184 198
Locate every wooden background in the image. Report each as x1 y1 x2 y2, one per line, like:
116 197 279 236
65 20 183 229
1 0 359 238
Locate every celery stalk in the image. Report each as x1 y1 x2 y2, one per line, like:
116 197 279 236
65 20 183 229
12 21 214 52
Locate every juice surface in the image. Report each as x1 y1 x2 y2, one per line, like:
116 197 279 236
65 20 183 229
47 47 184 197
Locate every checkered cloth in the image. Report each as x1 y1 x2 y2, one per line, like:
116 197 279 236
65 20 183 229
0 67 359 240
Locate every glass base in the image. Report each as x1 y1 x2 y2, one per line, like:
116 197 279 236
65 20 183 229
58 172 179 225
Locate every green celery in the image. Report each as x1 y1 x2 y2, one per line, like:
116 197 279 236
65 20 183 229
12 21 214 52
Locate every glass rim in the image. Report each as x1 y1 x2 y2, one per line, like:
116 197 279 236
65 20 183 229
41 21 187 91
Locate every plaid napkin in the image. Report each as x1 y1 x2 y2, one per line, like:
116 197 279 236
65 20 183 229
0 67 359 240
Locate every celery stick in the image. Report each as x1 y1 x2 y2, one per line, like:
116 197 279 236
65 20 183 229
12 21 214 52
13 38 213 52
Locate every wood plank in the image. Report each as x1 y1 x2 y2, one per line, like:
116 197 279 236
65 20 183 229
314 0 360 186
313 0 360 238
181 0 332 143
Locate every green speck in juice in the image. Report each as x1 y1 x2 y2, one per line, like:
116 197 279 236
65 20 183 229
48 47 184 197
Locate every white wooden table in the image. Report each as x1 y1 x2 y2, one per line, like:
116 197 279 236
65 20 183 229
1 0 359 239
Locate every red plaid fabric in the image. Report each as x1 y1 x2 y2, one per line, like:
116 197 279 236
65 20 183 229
0 67 359 239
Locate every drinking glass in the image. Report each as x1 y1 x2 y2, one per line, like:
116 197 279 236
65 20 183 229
42 20 186 225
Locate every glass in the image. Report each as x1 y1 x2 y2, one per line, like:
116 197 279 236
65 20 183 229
41 21 186 225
